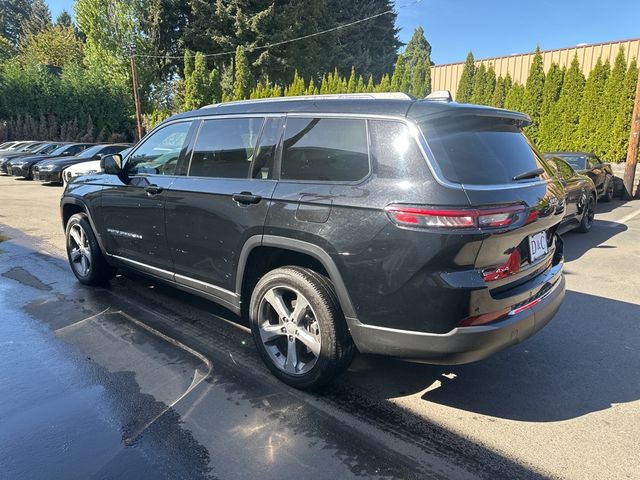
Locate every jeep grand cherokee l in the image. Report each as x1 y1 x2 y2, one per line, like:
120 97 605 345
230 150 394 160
60 93 566 389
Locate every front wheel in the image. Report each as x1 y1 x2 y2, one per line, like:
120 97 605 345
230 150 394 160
576 195 595 233
249 266 355 390
65 213 117 285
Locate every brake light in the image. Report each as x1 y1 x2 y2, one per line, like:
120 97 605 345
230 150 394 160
385 205 526 229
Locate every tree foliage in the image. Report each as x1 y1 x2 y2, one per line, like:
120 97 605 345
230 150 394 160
523 47 545 143
456 51 475 102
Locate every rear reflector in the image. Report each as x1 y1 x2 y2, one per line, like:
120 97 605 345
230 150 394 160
385 204 526 229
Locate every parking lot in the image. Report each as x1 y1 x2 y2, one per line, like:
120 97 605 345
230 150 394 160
1 175 639 479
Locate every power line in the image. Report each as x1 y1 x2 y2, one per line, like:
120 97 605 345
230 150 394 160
135 0 423 60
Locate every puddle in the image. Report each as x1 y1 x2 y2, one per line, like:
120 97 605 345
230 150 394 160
2 267 52 291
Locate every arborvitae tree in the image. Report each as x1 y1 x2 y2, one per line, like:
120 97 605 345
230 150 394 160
411 61 427 98
423 58 432 96
470 63 486 104
504 83 526 112
491 76 506 108
482 65 496 105
537 64 565 151
347 66 357 93
356 75 365 93
220 62 234 100
456 51 475 102
209 68 222 103
557 55 586 150
306 78 318 95
595 48 627 158
576 58 609 151
376 74 391 92
366 75 375 92
319 74 329 94
233 46 251 100
20 0 52 39
609 59 638 161
523 47 545 143
390 55 406 92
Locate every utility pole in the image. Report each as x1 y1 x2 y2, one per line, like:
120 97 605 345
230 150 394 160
623 63 640 199
128 44 144 142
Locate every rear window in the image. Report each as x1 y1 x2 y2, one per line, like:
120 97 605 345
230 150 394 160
552 154 587 170
419 116 549 185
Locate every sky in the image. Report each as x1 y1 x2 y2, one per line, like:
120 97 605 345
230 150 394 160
46 0 640 65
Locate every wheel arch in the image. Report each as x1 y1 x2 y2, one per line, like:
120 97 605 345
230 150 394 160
60 196 108 255
236 235 358 321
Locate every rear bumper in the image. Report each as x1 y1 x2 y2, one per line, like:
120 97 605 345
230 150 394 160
349 265 565 364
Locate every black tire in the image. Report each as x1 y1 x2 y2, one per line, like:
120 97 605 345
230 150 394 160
602 175 614 202
249 266 355 390
576 195 595 233
65 213 117 285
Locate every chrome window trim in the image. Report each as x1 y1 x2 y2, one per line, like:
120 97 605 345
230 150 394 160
152 112 549 191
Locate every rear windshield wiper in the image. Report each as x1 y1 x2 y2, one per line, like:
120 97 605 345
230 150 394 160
512 167 544 181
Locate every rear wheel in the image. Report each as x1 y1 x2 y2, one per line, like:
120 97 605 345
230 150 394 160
602 175 614 202
576 195 595 233
65 213 117 285
249 266 355 389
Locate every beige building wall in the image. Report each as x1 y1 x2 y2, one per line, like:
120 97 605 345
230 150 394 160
432 38 640 99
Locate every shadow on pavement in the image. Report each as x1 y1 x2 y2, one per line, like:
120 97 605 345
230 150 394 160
561 219 627 262
338 290 639 422
1 239 550 479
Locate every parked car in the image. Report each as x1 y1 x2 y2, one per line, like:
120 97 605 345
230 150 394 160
62 147 132 186
0 141 20 150
61 93 566 389
544 151 614 202
0 141 48 173
6 143 93 178
546 156 598 233
34 144 130 184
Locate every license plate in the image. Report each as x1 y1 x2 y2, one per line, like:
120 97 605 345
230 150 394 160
528 231 548 263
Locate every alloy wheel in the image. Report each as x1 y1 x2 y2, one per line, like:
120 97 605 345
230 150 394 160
68 223 92 277
257 286 322 375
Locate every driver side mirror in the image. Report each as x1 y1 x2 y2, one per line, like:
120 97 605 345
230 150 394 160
101 153 123 175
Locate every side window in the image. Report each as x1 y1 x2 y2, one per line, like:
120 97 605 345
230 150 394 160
128 122 192 176
252 117 283 179
63 145 84 156
368 120 424 179
281 117 369 182
189 118 263 178
588 156 600 168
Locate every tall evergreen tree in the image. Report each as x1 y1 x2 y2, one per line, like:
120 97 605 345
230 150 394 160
209 68 222 103
411 61 427 98
504 83 526 112
20 0 52 39
537 64 565 150
0 0 32 45
390 54 406 92
403 26 431 69
491 76 507 108
233 46 252 100
470 63 487 104
523 47 545 143
556 55 586 150
456 51 475 102
55 10 73 29
576 58 609 152
482 65 496 105
595 47 627 158
609 59 638 161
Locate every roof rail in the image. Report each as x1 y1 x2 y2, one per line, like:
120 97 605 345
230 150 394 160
424 90 453 102
200 92 413 109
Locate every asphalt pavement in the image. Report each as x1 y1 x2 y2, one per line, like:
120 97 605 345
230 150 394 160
1 176 639 479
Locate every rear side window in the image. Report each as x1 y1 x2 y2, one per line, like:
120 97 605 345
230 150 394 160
281 118 369 182
419 116 550 185
189 118 263 178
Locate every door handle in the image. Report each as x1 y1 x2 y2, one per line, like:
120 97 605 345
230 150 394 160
144 184 163 195
232 191 262 205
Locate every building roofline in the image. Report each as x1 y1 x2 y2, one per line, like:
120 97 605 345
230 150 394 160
433 37 640 68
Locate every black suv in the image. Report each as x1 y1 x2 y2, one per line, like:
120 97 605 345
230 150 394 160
61 93 566 389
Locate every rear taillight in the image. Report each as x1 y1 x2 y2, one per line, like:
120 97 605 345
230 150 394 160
385 204 526 229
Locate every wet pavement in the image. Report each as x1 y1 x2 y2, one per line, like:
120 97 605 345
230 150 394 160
1 177 640 479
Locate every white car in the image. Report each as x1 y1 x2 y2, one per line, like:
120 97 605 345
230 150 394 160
62 148 131 186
